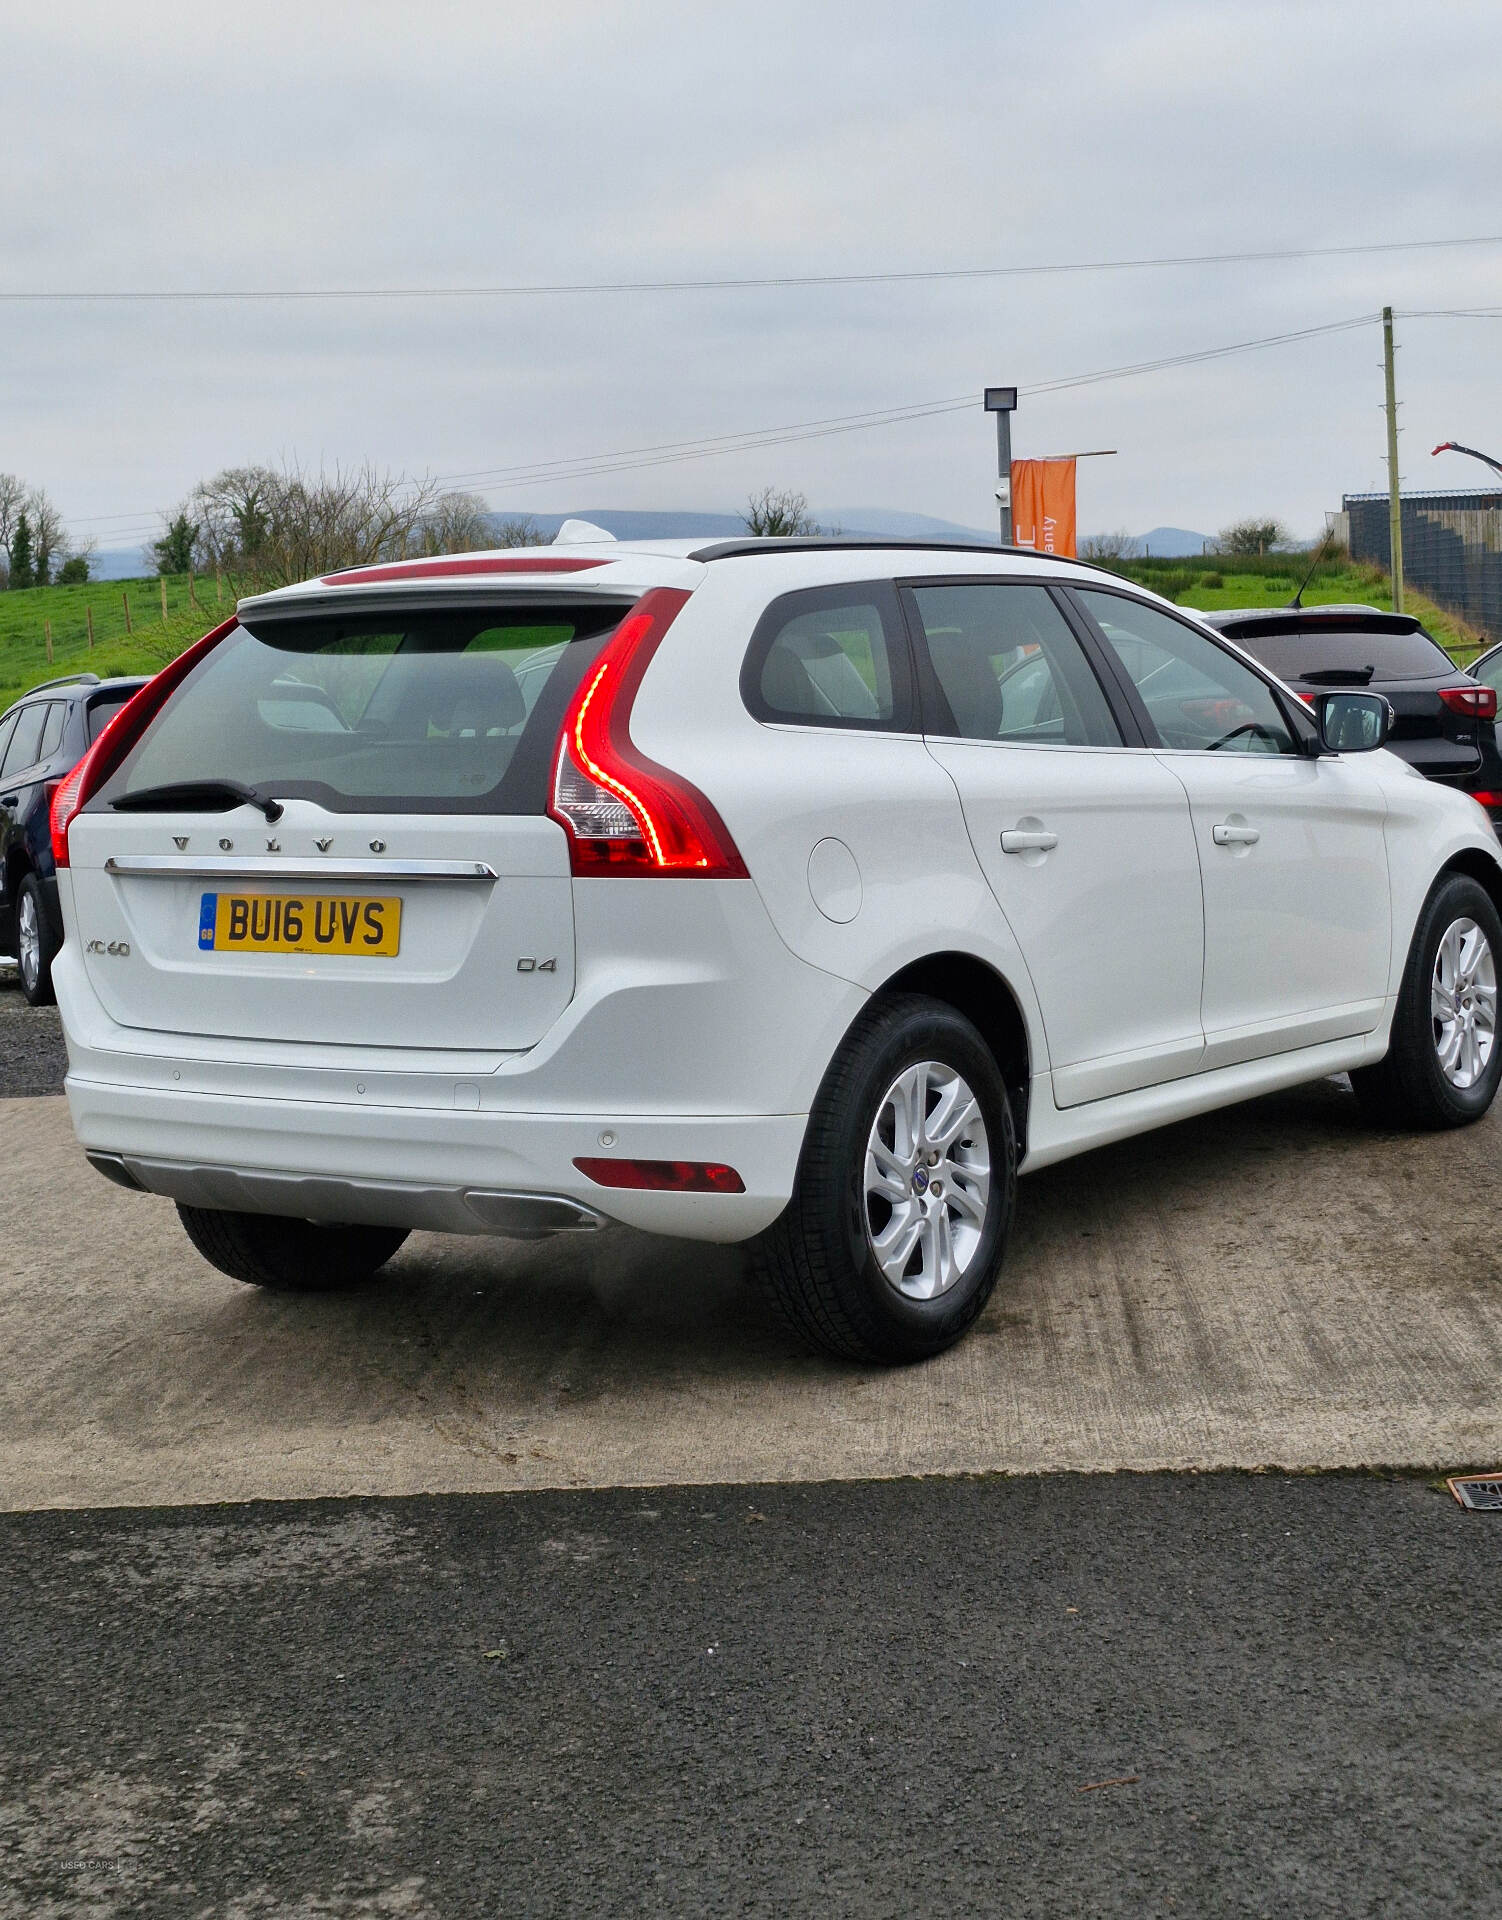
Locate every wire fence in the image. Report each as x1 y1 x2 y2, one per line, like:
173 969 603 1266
1344 490 1502 642
0 573 231 702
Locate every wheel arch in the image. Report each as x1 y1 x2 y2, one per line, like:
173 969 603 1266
3 844 32 923
1439 846 1502 926
875 951 1034 1153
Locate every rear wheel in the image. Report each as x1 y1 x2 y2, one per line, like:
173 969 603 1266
16 874 58 1008
1351 872 1502 1129
176 1205 408 1291
753 993 1016 1363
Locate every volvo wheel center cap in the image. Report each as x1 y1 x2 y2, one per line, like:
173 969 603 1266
912 1166 930 1193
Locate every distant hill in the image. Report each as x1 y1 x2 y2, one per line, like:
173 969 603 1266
490 506 1001 544
1082 526 1212 558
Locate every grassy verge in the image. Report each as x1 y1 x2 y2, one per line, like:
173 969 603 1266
0 551 1488 714
0 573 233 712
1099 553 1485 661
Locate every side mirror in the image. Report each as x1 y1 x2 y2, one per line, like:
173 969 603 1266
1317 690 1393 753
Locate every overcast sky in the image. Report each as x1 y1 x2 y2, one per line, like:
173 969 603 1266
4 0 1500 555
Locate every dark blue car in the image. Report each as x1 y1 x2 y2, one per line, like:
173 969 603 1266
0 671 148 1004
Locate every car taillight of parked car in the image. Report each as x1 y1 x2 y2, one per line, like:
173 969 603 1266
1439 683 1499 719
547 587 748 879
50 617 240 868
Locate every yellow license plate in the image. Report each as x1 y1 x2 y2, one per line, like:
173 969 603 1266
198 892 401 956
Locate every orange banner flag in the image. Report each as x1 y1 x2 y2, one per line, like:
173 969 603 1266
1010 458 1077 557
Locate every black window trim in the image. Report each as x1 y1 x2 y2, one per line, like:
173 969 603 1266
739 578 918 735
892 572 1150 749
1060 583 1320 757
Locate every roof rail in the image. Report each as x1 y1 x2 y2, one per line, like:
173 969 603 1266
19 670 102 697
685 535 1113 572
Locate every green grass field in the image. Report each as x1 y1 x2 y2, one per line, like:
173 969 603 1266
0 572 235 712
0 553 1487 717
1100 552 1484 661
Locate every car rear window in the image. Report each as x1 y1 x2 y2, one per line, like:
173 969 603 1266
99 599 633 815
87 692 140 743
1228 624 1454 682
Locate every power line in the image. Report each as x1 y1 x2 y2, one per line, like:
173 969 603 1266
9 235 1502 305
62 307 1489 541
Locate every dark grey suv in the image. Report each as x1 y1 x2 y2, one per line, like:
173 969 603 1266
0 671 148 1004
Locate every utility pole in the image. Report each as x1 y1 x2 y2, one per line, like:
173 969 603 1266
1383 305 1405 614
984 387 1018 545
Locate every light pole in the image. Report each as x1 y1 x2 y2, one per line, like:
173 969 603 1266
1432 441 1502 482
984 387 1018 545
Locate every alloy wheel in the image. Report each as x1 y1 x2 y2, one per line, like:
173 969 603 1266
1431 915 1497 1089
862 1059 991 1300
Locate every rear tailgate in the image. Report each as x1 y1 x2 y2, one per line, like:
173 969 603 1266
66 585 640 1050
67 806 574 1049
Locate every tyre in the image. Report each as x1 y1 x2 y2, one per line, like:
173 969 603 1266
752 993 1017 1364
16 873 58 1008
176 1205 408 1291
1351 871 1502 1130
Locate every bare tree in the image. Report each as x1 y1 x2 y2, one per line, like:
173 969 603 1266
489 515 545 549
743 487 824 537
26 487 70 586
0 473 26 573
1079 529 1135 562
183 461 449 588
411 490 495 557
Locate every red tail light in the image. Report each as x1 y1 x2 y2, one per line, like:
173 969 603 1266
1470 791 1502 809
50 617 239 868
548 587 748 878
573 1157 746 1193
1440 683 1498 719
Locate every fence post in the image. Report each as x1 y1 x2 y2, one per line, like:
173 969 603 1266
189 571 201 610
123 589 132 633
87 605 95 650
160 576 169 624
45 620 53 666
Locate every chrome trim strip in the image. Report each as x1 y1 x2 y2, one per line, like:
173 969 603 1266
103 855 497 882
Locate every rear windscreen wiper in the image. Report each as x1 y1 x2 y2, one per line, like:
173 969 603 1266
112 780 284 823
1298 665 1376 685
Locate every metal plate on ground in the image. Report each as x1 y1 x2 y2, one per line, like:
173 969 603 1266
1447 1473 1502 1510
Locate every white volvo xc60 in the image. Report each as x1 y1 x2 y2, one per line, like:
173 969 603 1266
50 535 1502 1361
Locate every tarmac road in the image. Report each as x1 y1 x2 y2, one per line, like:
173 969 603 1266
3 1472 1500 1919
4 991 1502 1916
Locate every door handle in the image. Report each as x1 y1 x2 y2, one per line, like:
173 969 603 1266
1001 829 1059 854
1212 823 1260 846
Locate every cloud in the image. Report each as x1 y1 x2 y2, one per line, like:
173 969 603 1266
3 0 1500 546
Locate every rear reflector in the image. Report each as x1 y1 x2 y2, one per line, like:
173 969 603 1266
573 1157 746 1194
50 616 240 867
1440 683 1499 719
321 556 610 586
1471 791 1502 809
548 587 748 878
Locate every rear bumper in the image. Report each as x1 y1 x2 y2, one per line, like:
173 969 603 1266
66 1074 808 1242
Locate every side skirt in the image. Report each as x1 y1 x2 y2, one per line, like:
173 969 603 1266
1019 1023 1392 1174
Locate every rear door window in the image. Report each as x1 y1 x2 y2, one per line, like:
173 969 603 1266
905 582 1122 747
742 583 912 730
98 599 634 815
